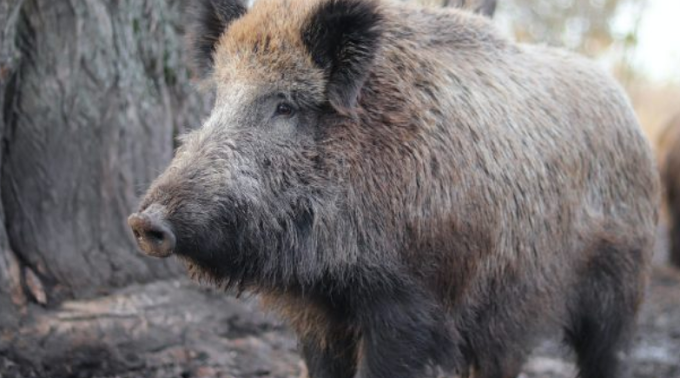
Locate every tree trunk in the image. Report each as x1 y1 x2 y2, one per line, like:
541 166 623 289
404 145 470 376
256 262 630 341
0 0 209 326
0 0 28 329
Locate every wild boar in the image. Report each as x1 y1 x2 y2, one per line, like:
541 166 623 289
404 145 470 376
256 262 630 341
128 0 659 377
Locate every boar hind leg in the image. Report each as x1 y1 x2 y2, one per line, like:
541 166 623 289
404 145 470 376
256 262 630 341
566 242 645 378
567 311 634 378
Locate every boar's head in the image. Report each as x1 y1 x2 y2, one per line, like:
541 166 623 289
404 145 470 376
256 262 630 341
128 0 385 289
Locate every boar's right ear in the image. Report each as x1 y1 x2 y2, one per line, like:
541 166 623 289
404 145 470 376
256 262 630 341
302 0 383 114
186 0 247 78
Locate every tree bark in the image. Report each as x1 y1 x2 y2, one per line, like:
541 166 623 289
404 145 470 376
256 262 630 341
0 0 209 323
0 0 28 329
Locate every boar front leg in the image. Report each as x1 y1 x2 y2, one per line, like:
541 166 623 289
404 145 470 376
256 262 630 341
262 293 360 378
354 286 455 378
301 327 359 378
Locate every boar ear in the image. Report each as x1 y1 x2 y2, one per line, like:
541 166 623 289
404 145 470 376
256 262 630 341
186 0 247 78
302 0 383 113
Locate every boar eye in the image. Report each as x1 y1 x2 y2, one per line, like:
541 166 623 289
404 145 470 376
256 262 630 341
274 102 295 118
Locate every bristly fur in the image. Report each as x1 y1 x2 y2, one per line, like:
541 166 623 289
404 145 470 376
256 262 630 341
185 0 247 78
302 0 383 113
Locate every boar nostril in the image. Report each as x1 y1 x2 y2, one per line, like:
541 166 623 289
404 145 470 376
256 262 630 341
127 208 176 258
147 230 165 243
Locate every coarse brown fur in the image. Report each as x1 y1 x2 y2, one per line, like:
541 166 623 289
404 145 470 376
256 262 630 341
662 114 680 268
129 0 660 377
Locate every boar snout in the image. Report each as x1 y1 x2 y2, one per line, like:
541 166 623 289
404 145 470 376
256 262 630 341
128 204 176 258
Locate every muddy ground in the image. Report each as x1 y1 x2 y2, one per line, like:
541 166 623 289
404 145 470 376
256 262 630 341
1 228 679 378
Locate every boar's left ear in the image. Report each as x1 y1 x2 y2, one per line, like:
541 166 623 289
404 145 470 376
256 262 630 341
186 0 248 78
302 0 383 113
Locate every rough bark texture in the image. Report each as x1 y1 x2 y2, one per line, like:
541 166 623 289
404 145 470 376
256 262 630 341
0 0 210 324
0 0 27 329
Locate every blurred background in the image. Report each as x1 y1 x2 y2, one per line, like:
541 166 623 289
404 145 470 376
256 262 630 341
495 0 680 150
0 0 678 377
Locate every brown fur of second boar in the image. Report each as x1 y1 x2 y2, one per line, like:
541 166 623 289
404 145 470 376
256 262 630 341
662 114 680 268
